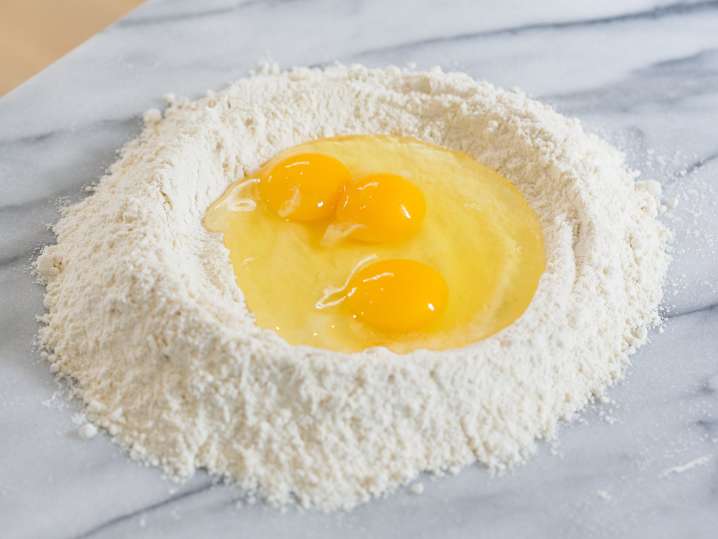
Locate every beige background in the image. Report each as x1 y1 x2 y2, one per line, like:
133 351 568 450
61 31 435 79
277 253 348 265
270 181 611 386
0 0 144 95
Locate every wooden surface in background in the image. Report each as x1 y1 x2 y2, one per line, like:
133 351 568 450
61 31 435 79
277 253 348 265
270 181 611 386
0 0 144 95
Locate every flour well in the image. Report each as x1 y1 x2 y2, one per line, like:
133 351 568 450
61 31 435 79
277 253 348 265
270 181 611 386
36 64 669 511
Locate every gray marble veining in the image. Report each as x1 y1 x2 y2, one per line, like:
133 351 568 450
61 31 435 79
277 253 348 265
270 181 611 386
1 1 717 537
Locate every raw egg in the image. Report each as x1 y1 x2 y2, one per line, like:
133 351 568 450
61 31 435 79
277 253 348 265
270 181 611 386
204 135 545 353
259 152 350 222
333 258 448 332
326 173 426 244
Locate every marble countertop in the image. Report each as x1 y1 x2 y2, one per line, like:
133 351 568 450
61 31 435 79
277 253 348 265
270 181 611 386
1 1 717 537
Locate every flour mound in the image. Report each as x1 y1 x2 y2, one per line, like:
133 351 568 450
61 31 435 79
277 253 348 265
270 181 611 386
37 65 669 511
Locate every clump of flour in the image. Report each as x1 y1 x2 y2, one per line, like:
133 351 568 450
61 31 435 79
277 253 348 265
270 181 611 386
36 64 669 511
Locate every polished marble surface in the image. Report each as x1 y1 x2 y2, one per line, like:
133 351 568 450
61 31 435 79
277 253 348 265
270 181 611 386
1 1 717 537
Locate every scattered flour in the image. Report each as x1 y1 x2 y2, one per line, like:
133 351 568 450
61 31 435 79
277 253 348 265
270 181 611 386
40 391 67 410
36 64 669 511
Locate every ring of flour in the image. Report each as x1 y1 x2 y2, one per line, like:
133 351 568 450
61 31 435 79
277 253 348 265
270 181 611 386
37 65 669 510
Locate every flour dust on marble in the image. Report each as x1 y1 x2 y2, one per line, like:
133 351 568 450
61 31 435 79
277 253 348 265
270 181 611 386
36 64 669 511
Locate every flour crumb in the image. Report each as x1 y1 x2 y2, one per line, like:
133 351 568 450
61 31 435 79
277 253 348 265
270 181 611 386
77 423 98 440
596 489 612 501
409 482 425 495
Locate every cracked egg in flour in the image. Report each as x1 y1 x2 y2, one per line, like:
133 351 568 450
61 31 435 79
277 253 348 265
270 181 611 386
204 134 545 353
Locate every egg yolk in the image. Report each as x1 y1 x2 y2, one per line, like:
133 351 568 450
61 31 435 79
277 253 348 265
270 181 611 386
335 259 448 332
259 152 350 222
328 174 426 244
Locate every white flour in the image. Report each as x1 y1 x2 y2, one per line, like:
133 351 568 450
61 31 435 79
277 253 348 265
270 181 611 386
36 64 669 511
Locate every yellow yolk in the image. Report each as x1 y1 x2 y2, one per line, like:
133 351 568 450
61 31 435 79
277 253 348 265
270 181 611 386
327 173 426 244
259 152 350 222
341 259 448 332
204 135 545 353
